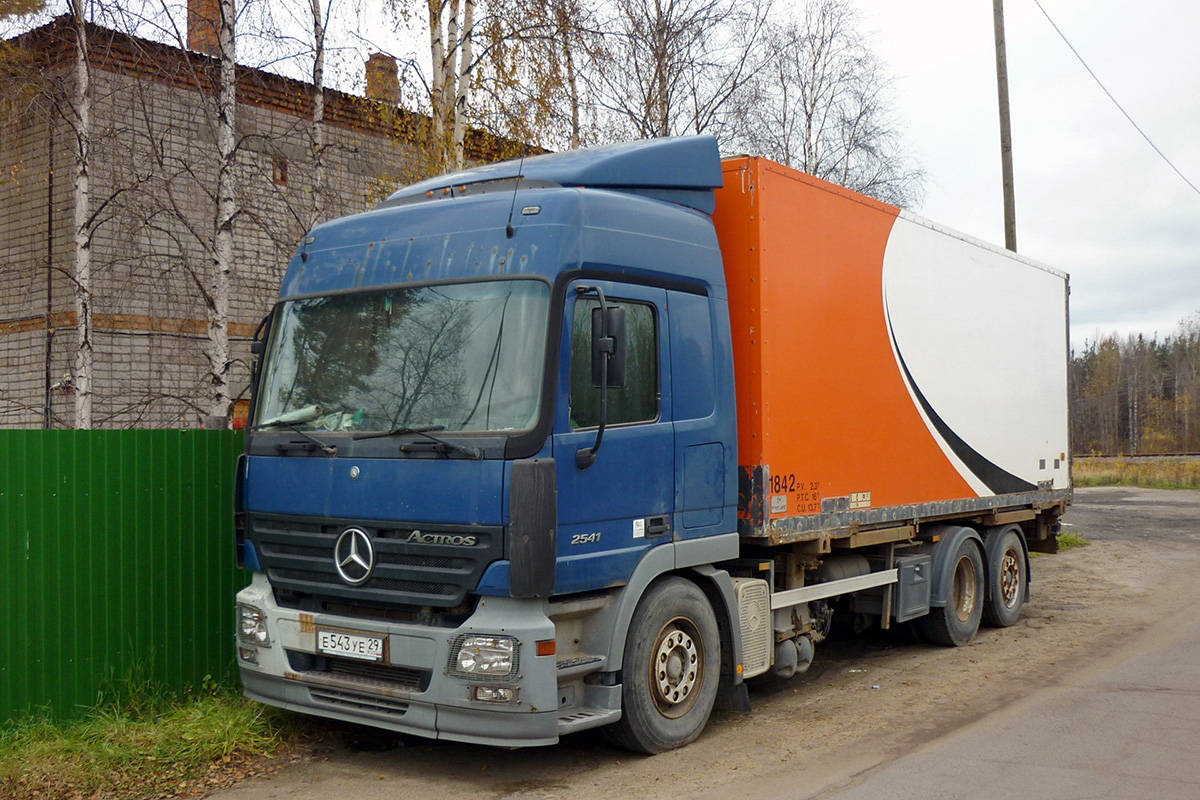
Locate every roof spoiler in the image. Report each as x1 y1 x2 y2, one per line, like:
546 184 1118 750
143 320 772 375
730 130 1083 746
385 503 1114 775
380 136 724 214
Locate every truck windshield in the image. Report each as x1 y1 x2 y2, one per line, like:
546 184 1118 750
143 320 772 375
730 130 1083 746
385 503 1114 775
253 279 549 434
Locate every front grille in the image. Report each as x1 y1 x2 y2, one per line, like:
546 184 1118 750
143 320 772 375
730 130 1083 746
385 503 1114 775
287 649 432 695
328 658 426 690
309 687 410 717
270 541 470 571
249 513 503 609
274 569 452 599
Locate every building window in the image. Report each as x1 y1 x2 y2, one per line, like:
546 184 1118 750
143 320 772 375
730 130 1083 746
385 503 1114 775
272 156 288 186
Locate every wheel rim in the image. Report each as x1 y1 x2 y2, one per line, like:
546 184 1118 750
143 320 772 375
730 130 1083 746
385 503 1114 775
650 618 703 718
999 549 1022 609
952 555 979 623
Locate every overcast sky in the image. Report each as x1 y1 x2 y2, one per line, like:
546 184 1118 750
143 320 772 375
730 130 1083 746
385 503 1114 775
265 0 1200 352
844 0 1200 351
19 1 1189 352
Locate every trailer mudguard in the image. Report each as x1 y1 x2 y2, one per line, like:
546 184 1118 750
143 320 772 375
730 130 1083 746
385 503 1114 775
925 525 985 608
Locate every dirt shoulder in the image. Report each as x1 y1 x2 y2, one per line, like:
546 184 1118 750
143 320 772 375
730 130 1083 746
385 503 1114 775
207 488 1200 800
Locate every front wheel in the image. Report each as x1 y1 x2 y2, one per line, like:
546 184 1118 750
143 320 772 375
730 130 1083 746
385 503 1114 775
916 537 984 647
603 577 720 754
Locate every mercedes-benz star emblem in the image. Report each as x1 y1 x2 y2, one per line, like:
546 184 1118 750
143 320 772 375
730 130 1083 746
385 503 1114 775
334 527 375 585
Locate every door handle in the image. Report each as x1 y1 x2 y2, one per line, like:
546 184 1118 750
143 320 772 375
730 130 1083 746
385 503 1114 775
646 515 671 537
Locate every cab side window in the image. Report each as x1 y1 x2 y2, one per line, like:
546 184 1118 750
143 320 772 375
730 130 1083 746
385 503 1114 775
569 299 658 429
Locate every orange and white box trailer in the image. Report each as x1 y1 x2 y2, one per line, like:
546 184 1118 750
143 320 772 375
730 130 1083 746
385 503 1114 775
714 156 1070 650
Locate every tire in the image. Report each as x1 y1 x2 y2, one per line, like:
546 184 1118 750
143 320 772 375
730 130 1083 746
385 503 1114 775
982 527 1027 628
603 577 721 754
916 537 984 647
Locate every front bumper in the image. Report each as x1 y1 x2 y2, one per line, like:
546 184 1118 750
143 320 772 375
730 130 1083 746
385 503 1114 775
236 573 561 747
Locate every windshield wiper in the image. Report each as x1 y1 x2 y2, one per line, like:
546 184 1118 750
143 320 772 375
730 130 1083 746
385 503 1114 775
353 424 482 460
351 424 445 440
253 418 337 455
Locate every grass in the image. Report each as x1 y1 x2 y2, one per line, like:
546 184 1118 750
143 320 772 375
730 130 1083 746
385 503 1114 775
1073 456 1200 489
0 679 308 800
1057 531 1091 551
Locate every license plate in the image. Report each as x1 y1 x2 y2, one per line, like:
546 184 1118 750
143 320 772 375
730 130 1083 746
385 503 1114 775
317 629 385 662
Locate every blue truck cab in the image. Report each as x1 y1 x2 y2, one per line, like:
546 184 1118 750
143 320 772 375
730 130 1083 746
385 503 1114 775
235 136 745 752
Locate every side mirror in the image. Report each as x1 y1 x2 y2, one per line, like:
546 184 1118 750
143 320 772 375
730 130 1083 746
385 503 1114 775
250 312 272 355
591 305 627 389
575 285 619 470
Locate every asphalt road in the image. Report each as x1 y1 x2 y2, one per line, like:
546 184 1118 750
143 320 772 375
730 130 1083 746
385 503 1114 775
810 613 1200 799
807 487 1200 800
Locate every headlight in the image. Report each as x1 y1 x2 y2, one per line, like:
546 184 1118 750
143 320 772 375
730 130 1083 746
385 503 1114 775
238 603 271 647
450 634 517 679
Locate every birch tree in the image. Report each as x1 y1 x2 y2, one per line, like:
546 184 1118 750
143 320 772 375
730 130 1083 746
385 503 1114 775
732 0 923 207
308 0 326 227
470 0 770 151
400 0 476 170
447 0 473 168
588 0 771 140
206 0 236 425
71 0 92 428
476 0 602 152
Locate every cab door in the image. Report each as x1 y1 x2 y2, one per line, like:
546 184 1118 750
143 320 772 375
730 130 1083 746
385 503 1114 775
553 280 673 594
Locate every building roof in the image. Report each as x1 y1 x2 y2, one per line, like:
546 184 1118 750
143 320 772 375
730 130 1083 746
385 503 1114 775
6 15 511 162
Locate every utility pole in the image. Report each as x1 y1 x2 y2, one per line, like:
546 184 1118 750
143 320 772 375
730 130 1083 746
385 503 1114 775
993 0 1017 252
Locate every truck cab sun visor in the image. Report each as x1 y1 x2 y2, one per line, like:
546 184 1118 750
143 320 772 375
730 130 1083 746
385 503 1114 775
379 136 724 214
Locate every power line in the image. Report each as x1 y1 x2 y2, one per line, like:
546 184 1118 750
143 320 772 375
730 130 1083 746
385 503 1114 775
1031 0 1200 198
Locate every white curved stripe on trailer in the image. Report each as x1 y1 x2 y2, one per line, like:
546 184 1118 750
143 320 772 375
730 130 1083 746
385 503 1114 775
882 212 1070 496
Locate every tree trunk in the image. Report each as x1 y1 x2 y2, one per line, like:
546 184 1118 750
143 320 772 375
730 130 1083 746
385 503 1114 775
209 0 236 426
559 2 581 149
428 0 447 169
72 0 92 428
452 0 474 169
310 0 325 228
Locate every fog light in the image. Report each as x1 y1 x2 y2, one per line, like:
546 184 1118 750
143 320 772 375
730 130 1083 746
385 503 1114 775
470 685 518 703
238 603 271 647
238 646 259 665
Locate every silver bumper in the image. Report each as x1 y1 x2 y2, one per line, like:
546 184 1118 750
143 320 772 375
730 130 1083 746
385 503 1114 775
235 573 562 747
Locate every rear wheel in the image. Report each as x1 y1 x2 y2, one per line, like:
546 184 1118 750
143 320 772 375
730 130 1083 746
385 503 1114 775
982 527 1027 627
916 537 984 647
603 577 720 754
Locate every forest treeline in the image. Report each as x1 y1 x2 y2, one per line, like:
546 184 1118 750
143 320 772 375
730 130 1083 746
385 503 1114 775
1071 313 1200 455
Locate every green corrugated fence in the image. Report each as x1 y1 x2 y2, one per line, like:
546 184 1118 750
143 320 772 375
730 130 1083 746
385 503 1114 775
0 430 248 721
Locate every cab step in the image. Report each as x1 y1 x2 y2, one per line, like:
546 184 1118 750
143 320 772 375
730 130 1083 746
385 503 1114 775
557 707 620 735
556 654 605 678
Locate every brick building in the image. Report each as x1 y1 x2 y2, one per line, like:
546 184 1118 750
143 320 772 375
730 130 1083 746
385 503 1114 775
0 13 497 429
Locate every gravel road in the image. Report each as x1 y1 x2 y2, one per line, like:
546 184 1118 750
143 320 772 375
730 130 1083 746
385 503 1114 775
208 487 1200 800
